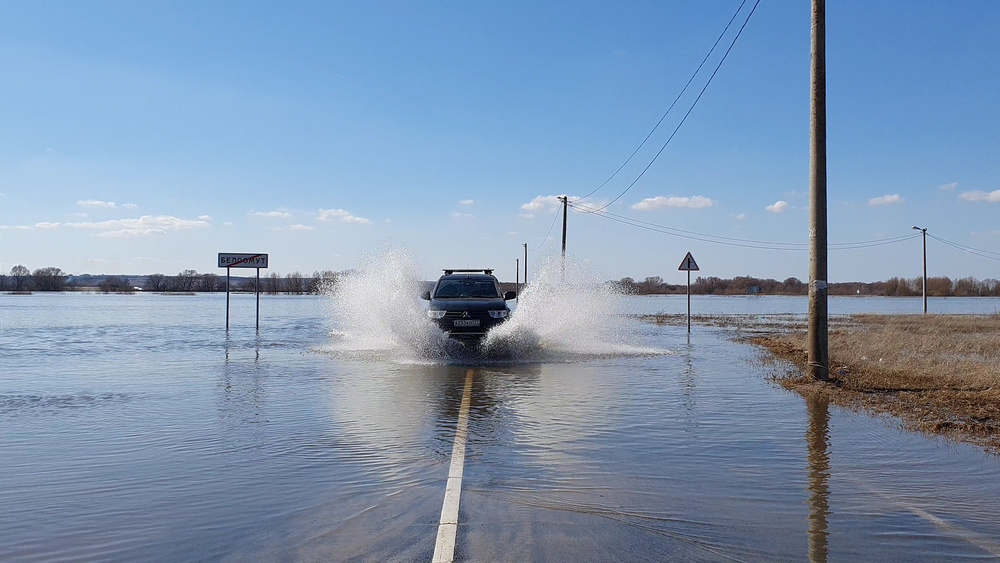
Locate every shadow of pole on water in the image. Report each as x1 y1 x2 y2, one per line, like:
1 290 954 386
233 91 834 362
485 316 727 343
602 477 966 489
806 395 831 563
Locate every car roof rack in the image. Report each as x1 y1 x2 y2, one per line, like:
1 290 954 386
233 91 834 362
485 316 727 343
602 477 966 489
443 268 493 276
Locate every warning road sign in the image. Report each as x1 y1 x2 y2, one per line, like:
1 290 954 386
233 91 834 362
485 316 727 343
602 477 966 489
678 252 699 271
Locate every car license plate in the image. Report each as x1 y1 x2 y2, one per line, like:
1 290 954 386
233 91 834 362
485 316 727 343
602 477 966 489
453 319 480 327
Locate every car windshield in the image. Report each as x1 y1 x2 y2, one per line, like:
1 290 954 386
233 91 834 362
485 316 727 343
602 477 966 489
434 279 500 298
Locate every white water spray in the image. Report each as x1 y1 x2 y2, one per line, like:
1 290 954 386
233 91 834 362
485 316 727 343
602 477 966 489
322 246 664 364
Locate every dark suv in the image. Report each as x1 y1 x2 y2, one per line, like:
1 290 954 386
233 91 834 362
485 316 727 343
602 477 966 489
422 269 516 341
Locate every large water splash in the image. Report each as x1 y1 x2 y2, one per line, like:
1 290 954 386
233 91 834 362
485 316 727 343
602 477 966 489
322 246 665 364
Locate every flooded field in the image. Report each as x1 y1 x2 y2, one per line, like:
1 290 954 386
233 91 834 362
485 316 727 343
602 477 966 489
2 268 1000 561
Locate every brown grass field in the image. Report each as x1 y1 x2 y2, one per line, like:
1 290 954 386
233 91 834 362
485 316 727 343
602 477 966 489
641 313 1000 454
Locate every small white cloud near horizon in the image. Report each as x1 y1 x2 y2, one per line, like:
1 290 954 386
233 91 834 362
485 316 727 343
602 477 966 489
938 182 958 191
35 222 60 229
197 215 212 221
76 199 136 210
459 199 474 205
734 213 747 220
249 209 293 218
868 194 903 206
289 224 315 231
631 195 714 210
451 212 475 219
959 189 1000 203
317 208 371 224
67 215 210 238
766 200 789 213
0 225 32 231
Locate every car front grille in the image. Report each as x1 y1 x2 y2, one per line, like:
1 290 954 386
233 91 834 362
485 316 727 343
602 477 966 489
443 310 493 319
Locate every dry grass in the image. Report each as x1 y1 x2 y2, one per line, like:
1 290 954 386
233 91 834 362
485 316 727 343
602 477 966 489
748 314 1000 453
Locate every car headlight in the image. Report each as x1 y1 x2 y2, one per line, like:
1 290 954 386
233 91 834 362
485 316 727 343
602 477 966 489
427 310 446 319
488 310 509 319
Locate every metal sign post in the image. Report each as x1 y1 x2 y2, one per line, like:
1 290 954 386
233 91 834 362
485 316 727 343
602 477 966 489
678 252 700 333
219 253 269 332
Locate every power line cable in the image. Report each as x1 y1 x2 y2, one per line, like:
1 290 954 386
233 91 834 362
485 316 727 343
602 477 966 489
577 0 750 202
568 200 921 250
568 200 922 251
581 0 762 213
529 205 562 252
928 233 1000 262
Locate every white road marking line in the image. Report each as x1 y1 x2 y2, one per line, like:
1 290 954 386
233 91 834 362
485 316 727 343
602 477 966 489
432 369 474 563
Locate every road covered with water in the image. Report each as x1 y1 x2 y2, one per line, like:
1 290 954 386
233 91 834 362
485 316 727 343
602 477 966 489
2 256 1000 561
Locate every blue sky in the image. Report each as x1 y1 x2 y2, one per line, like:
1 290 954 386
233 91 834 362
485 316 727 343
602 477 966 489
1 1 998 284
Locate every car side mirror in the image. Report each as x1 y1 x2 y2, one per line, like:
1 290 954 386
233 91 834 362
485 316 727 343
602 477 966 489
421 290 431 300
504 291 516 300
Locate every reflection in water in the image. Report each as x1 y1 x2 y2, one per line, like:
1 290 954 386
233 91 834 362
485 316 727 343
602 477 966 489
806 396 831 563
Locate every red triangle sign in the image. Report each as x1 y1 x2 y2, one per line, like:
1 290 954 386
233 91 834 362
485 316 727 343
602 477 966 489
678 252 700 271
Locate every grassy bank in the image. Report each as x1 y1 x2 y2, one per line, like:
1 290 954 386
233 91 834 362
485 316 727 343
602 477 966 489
642 313 1000 454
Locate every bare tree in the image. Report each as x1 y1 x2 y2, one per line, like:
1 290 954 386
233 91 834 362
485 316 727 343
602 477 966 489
285 272 304 295
170 269 199 292
99 276 134 294
10 265 30 291
31 267 67 291
143 274 168 292
265 272 282 295
198 273 221 292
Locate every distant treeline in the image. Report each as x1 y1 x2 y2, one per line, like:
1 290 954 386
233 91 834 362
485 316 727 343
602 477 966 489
615 275 1000 297
0 265 343 294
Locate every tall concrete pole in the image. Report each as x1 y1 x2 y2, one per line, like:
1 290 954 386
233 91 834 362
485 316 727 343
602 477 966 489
559 196 568 281
913 226 927 313
808 0 829 381
523 243 528 288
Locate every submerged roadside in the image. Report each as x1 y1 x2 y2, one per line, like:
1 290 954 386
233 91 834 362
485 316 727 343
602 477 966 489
642 312 1000 455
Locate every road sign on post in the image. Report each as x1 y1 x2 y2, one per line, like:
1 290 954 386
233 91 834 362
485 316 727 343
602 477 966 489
219 253 269 332
678 252 700 333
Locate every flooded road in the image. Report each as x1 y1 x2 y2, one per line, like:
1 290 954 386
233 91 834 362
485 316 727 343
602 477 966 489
2 288 1000 561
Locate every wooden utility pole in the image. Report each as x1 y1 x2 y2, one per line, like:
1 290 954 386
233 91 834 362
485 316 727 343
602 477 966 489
808 0 829 381
515 258 520 303
523 243 528 288
912 226 927 313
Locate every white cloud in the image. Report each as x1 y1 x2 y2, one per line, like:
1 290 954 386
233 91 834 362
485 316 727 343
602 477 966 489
734 213 747 220
631 195 714 210
317 208 371 224
69 212 88 218
868 194 903 206
518 213 535 219
197 215 212 221
289 224 315 231
451 212 475 219
766 200 789 212
77 199 118 209
66 215 210 237
521 195 567 212
459 199 474 205
223 221 235 227
97 228 167 238
0 192 6 198
959 189 1000 203
507 231 518 236
249 209 293 218
121 203 139 210
0 225 32 230
938 182 958 191
35 222 60 229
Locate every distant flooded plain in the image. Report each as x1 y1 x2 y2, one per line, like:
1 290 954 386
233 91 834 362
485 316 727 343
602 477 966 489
2 282 1000 561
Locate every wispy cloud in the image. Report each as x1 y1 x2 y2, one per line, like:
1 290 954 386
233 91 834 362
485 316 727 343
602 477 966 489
317 208 371 224
938 182 958 191
35 222 60 229
868 194 903 206
66 215 211 238
76 199 136 209
197 215 212 221
631 195 714 210
521 195 569 213
249 209 293 218
451 212 475 219
289 224 315 231
459 199 474 205
959 189 1000 203
766 200 789 213
0 225 32 230
734 213 747 220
